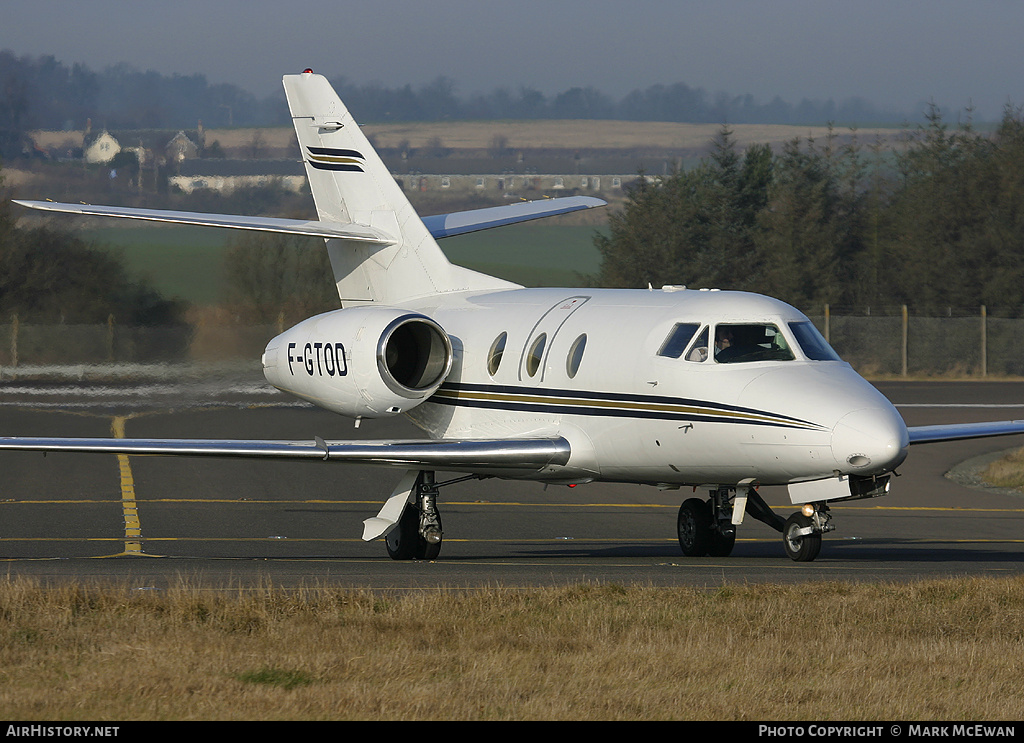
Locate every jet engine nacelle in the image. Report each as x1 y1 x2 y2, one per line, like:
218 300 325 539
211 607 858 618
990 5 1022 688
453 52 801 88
262 306 453 418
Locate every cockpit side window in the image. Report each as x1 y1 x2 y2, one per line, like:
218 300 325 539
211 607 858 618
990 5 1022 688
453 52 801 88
789 321 841 361
714 323 795 363
685 326 709 362
658 323 700 359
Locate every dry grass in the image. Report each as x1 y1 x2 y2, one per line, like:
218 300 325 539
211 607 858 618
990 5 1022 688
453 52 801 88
29 121 901 155
1 577 1023 720
199 121 901 152
982 446 1024 490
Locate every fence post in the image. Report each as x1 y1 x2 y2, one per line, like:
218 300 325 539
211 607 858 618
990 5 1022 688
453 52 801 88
824 303 830 343
901 304 908 377
980 305 987 378
10 313 17 368
107 314 115 363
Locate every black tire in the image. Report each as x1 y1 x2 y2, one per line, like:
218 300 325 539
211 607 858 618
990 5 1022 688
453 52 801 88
677 498 712 556
385 503 443 560
708 527 736 557
385 503 419 560
783 512 822 562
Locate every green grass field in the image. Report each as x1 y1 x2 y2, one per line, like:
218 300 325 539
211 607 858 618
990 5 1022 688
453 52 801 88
83 225 233 304
84 223 608 304
440 223 606 287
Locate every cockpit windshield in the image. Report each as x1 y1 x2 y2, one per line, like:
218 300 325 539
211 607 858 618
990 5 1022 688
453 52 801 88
658 320 840 364
714 323 795 363
788 321 841 361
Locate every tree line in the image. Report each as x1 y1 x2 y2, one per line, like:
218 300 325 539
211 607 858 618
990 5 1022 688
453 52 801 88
328 76 903 127
0 51 918 161
0 170 185 325
594 106 1024 317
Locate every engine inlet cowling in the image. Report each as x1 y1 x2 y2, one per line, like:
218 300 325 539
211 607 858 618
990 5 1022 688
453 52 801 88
262 307 453 418
377 314 452 397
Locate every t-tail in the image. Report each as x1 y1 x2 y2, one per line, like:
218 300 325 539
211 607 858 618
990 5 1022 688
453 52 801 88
283 70 517 306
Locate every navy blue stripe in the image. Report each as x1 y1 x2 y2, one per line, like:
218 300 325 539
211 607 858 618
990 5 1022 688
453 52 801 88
308 162 364 172
306 146 364 158
428 395 812 429
437 382 818 428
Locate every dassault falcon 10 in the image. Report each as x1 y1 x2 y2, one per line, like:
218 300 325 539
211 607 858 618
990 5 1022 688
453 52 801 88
7 70 1024 562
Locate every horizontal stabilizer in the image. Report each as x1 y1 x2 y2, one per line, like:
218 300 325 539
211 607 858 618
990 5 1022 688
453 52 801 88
14 195 606 243
12 200 393 244
423 196 607 238
0 435 571 471
908 420 1024 444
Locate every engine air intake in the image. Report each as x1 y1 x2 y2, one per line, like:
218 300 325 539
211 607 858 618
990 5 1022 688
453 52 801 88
379 315 453 396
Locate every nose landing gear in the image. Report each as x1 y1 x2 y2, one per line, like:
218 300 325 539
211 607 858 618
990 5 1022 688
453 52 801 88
782 507 832 562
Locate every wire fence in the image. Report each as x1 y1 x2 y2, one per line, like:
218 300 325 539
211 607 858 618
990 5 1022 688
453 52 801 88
0 316 279 372
0 306 1018 378
809 305 1022 377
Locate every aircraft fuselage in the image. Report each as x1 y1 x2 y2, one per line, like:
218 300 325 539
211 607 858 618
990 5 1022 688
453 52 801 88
264 286 910 497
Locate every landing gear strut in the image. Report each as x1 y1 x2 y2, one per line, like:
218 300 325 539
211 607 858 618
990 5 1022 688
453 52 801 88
383 471 485 561
385 471 443 560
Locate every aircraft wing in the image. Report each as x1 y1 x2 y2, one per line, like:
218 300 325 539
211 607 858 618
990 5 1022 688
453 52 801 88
0 435 571 471
908 420 1024 444
421 195 606 238
13 195 605 242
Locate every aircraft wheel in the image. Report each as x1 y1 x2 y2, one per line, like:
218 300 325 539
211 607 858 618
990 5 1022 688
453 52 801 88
385 503 443 560
677 498 712 556
708 528 736 557
783 512 822 562
385 504 419 560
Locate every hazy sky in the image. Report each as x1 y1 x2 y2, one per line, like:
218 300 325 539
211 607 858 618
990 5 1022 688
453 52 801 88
4 0 1023 119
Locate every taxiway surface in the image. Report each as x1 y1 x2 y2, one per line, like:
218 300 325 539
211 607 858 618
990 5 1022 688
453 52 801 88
1 374 1023 588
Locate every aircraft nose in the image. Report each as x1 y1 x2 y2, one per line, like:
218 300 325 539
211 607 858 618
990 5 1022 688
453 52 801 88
831 407 909 474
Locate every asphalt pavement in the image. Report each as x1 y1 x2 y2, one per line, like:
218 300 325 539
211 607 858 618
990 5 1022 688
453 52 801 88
1 376 1023 588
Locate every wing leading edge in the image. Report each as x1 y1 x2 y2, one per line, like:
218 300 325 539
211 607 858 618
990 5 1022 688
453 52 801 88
0 435 570 472
907 420 1024 444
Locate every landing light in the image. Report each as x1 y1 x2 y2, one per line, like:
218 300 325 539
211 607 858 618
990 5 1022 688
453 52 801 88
801 503 816 517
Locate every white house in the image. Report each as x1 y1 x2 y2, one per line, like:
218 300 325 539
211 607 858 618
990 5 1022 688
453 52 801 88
83 131 121 164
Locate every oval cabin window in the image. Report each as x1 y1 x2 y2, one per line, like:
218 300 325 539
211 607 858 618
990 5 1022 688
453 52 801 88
566 334 586 378
487 332 508 376
526 334 546 377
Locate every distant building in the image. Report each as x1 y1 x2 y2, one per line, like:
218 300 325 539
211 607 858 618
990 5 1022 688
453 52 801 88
83 131 120 164
169 159 306 194
169 158 640 196
166 131 199 163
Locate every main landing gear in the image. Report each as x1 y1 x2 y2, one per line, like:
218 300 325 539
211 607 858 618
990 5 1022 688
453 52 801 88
384 471 480 561
385 471 443 560
676 485 834 562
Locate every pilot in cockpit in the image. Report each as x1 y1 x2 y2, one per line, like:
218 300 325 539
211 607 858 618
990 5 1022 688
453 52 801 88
714 325 738 361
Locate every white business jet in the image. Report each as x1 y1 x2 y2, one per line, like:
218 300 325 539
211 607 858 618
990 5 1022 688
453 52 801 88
7 70 1024 562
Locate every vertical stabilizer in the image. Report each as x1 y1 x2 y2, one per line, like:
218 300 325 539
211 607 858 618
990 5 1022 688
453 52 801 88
283 71 517 305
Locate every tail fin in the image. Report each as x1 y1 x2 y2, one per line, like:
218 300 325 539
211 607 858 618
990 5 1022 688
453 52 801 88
284 71 517 305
